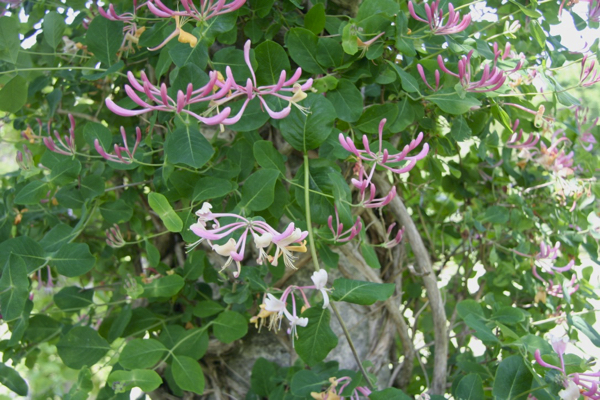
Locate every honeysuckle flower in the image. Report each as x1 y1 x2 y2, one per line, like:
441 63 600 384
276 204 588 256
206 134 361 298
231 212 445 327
94 126 142 164
534 337 600 399
417 64 442 92
382 223 405 248
408 0 472 35
580 55 600 87
506 119 540 149
147 15 198 51
43 114 77 156
437 48 522 93
586 0 600 22
188 203 308 276
546 274 579 298
147 0 246 23
534 241 574 275
106 70 233 124
351 165 397 208
356 31 385 57
478 158 503 182
16 145 33 170
106 224 126 248
327 207 362 243
537 136 574 178
339 118 429 174
97 2 138 21
311 376 372 400
283 307 308 341
311 270 330 308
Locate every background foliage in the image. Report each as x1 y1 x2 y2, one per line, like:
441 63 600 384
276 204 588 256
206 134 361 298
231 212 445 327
0 0 599 398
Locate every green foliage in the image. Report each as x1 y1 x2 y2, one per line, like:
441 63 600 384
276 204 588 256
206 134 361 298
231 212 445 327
0 0 598 398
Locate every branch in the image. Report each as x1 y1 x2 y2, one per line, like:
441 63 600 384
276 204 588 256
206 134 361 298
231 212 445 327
373 174 448 395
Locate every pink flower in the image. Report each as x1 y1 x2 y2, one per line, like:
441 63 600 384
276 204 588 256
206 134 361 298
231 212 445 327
43 114 77 156
94 126 142 164
580 55 600 87
506 119 540 149
382 223 405 249
534 337 600 399
147 0 246 22
408 0 471 35
327 207 362 243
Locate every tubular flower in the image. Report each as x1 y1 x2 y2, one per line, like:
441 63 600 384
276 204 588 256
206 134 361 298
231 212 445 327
537 134 575 177
534 337 600 399
382 223 405 249
94 126 142 164
506 119 540 149
106 70 234 125
16 145 33 170
580 55 600 87
253 270 331 345
534 241 575 275
106 40 312 125
408 0 472 35
437 46 522 93
147 15 198 51
310 376 372 400
327 206 362 243
43 114 77 156
575 106 598 151
417 64 442 92
106 224 126 248
97 2 146 53
147 0 246 23
188 202 308 277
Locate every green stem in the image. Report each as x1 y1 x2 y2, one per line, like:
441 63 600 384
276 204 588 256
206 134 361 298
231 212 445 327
302 154 373 390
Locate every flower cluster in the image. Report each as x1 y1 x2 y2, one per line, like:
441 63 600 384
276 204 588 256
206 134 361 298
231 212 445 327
43 114 77 156
250 270 330 345
436 44 522 93
147 0 246 22
532 241 579 299
310 376 372 400
189 203 308 277
534 336 600 399
506 119 540 150
94 126 143 164
574 105 598 151
327 206 362 243
97 1 146 53
408 0 472 35
106 40 312 125
580 55 600 87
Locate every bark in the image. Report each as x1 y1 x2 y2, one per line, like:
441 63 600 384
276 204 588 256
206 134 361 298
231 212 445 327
373 174 449 395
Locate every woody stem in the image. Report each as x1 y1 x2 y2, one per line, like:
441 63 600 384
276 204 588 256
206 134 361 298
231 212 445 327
303 154 373 389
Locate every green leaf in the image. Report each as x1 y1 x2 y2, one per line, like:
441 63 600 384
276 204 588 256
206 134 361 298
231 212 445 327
331 278 395 305
86 17 123 66
240 169 280 212
316 37 344 68
0 254 29 321
169 41 208 69
159 326 209 360
427 91 481 115
54 286 94 312
141 275 184 298
212 311 248 344
24 315 61 343
492 355 532 400
253 141 286 174
0 17 20 64
463 314 499 344
280 94 336 152
327 79 363 123
0 236 45 273
49 159 82 185
14 180 49 205
119 339 167 370
192 177 235 203
172 355 205 394
148 192 183 232
450 116 472 142
295 307 338 366
57 326 110 369
571 315 600 347
80 175 105 199
83 122 112 150
455 373 484 400
369 388 412 400
108 369 162 393
305 4 326 35
387 61 420 93
251 358 277 396
354 103 398 133
285 28 325 74
193 300 225 318
480 206 509 224
65 367 93 400
100 200 133 224
165 125 214 169
107 305 132 343
456 299 484 320
42 11 66 50
491 307 525 324
0 75 28 114
290 370 325 396
529 21 546 49
508 0 542 18
51 243 96 277
255 40 290 86
0 362 28 396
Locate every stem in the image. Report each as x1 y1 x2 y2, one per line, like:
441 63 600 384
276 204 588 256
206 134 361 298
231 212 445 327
302 154 373 389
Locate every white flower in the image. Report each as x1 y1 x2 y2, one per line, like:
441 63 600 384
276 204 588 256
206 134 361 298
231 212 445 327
264 293 285 314
311 270 330 308
283 307 309 346
558 380 580 400
271 225 308 269
211 238 242 277
253 232 273 265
